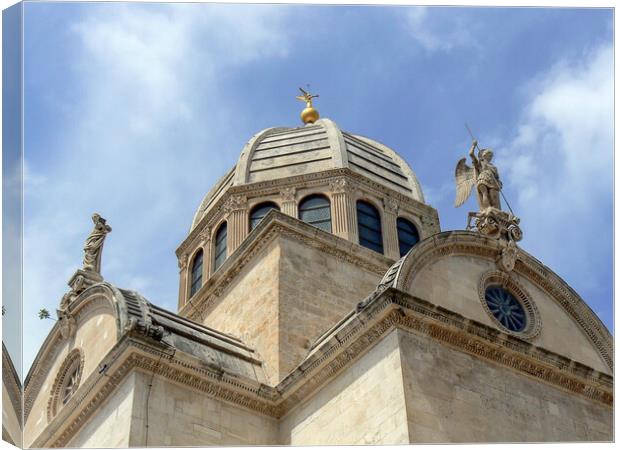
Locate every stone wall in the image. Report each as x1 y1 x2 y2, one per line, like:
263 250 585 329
203 232 383 385
67 372 136 447
408 255 609 374
398 329 612 442
25 309 118 446
280 330 409 445
202 239 280 385
128 370 278 446
277 235 381 379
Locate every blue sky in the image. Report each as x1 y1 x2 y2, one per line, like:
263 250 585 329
16 3 613 375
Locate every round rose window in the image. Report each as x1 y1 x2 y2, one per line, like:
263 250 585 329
484 285 526 332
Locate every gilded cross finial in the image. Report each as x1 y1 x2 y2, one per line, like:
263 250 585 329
296 87 320 124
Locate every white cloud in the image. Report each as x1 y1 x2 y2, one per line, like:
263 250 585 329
404 7 475 52
497 44 612 300
23 3 293 371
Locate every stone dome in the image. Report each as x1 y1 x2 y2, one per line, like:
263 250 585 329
192 118 425 230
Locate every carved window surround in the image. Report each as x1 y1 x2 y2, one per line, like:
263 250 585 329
478 270 541 340
47 348 84 422
383 231 612 372
176 170 439 304
178 210 393 322
177 168 438 260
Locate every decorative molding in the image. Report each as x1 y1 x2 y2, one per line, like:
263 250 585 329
224 194 248 214
514 258 613 371
178 253 189 270
180 167 437 257
41 340 278 448
47 348 84 422
390 231 612 372
477 270 541 340
198 226 211 246
328 177 350 194
24 331 63 421
279 186 296 203
181 213 392 321
280 291 612 409
35 287 612 447
58 311 77 340
383 197 399 214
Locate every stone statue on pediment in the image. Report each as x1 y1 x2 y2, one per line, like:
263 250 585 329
83 213 112 274
454 139 522 246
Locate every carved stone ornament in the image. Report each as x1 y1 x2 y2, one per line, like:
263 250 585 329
497 239 518 272
224 194 248 213
383 197 399 214
280 187 296 203
198 227 211 245
329 177 349 194
59 269 103 309
178 253 189 270
57 311 77 340
467 207 523 242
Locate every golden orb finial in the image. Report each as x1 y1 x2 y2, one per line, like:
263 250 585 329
295 87 320 124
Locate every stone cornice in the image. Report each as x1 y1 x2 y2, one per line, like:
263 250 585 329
277 289 612 411
32 335 279 448
389 231 613 372
178 168 438 258
35 287 613 446
179 210 394 321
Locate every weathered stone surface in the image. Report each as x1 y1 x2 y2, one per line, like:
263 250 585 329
408 254 609 374
280 330 409 445
398 329 612 442
128 371 278 446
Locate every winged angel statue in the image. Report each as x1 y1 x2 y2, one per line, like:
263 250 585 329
455 139 502 211
454 140 521 244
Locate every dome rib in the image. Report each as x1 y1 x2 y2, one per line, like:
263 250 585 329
191 118 425 231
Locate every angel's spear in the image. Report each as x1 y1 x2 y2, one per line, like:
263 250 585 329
464 123 516 216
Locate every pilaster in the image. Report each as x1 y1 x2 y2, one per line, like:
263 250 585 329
330 177 357 242
199 227 212 278
225 194 248 253
280 187 297 218
177 254 189 310
383 197 400 260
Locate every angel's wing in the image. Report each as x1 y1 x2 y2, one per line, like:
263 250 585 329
454 158 475 207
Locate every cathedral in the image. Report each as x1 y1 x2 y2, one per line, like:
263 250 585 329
9 95 613 447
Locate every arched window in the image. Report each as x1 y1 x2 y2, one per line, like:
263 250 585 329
357 200 383 254
189 249 203 298
213 222 227 272
397 217 420 257
250 202 280 230
299 195 331 232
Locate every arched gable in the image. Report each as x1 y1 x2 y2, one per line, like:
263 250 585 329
23 282 134 445
379 231 612 374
